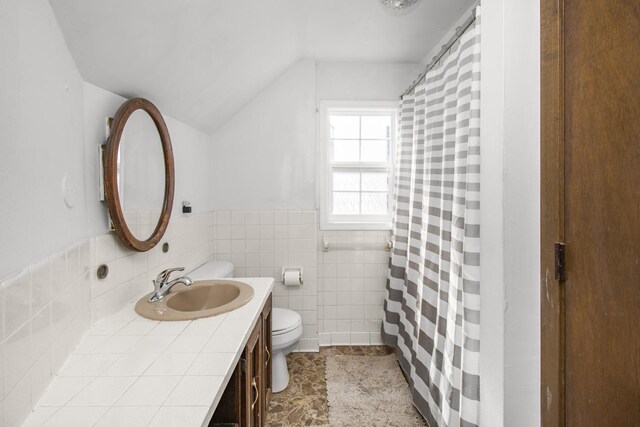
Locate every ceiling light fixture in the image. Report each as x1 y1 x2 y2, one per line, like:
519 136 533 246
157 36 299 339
379 0 420 10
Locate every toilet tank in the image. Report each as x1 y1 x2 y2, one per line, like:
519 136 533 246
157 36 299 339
188 261 234 280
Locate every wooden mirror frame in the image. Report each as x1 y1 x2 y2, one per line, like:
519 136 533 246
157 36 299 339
103 98 175 252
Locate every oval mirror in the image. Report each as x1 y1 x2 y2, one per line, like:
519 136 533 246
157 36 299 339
104 98 175 252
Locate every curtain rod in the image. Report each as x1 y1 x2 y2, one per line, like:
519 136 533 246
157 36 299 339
400 9 477 99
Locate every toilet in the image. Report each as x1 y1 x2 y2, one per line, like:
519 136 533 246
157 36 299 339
189 261 302 393
188 261 234 280
271 308 303 393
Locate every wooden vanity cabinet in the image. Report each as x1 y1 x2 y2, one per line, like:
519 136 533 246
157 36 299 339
210 294 272 427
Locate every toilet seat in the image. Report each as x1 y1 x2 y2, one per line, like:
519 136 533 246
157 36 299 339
272 308 302 335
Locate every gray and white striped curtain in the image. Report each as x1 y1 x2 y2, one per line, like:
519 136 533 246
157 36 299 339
382 8 481 427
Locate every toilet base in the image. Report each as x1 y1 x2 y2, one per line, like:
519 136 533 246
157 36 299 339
271 351 290 393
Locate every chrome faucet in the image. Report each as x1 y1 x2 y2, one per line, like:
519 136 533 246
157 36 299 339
148 267 193 303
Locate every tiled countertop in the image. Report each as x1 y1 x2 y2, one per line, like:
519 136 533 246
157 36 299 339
22 278 274 427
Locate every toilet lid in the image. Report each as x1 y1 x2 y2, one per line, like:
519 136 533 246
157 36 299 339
272 308 302 334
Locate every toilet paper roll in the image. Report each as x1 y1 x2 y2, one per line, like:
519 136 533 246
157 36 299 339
283 270 302 286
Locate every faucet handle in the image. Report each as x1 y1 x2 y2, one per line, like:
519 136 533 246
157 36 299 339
155 267 185 284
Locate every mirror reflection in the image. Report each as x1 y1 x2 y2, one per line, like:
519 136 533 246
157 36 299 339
117 109 166 240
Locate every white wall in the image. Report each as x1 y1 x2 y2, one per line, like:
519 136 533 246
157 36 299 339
210 60 317 211
0 0 86 280
480 1 541 426
210 60 423 211
503 0 541 424
316 62 422 102
479 1 506 425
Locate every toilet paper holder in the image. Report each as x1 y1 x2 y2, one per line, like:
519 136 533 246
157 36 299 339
281 267 303 286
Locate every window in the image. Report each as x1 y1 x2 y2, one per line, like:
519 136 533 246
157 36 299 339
319 101 397 230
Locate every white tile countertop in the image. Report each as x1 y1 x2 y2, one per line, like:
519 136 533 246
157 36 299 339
22 278 274 427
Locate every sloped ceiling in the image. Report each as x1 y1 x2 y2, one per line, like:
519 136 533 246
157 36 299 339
49 0 474 133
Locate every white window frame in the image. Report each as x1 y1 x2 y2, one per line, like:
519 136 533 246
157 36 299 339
318 100 397 231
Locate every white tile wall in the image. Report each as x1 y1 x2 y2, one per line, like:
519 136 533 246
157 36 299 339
210 210 392 350
317 230 391 346
89 212 215 324
1 242 91 427
212 210 319 351
0 211 215 427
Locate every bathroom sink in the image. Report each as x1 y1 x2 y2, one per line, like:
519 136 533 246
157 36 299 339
134 279 254 321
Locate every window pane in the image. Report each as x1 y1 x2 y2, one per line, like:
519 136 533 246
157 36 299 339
361 139 389 162
333 192 360 215
361 171 388 191
330 115 360 139
361 116 391 139
361 192 388 215
333 170 360 191
332 139 359 162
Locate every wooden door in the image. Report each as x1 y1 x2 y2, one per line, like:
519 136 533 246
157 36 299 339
541 1 640 426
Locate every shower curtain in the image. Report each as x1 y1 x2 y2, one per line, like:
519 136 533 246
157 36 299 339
382 9 481 427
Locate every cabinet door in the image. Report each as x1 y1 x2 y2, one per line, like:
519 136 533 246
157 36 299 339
209 361 241 426
242 319 262 427
261 295 272 416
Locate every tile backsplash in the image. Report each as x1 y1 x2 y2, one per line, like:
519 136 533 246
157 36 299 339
90 211 214 323
0 211 214 426
208 210 391 350
210 210 319 352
